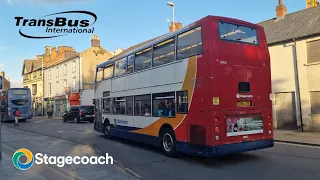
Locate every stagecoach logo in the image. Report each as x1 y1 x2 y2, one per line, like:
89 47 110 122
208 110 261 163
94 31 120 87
15 10 97 39
236 94 253 98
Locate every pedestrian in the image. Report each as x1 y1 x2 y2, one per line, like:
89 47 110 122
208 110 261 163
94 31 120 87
13 108 20 127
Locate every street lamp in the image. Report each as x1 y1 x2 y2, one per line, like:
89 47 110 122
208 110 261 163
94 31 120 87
167 2 175 31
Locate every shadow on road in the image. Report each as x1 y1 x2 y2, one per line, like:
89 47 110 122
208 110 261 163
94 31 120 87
95 134 261 168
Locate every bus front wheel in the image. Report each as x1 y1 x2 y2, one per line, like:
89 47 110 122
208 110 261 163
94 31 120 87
104 121 112 139
160 128 177 157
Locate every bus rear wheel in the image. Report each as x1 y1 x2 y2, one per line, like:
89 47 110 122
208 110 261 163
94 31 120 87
160 128 177 157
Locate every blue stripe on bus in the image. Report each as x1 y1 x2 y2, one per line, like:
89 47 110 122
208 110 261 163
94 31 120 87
108 127 274 157
113 125 141 131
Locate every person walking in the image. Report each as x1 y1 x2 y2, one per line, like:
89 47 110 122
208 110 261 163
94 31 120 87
13 108 20 127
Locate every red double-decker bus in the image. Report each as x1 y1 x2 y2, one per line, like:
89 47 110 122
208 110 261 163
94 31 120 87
94 15 274 157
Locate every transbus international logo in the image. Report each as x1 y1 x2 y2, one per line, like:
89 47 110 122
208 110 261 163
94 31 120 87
15 10 97 39
12 148 35 170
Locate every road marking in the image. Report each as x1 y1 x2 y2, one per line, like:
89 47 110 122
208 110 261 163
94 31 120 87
275 142 320 149
125 168 142 179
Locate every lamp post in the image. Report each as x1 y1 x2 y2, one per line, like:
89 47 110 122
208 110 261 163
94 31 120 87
167 2 175 31
42 57 44 116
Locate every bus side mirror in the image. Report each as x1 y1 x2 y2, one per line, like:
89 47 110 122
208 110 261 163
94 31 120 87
92 99 95 105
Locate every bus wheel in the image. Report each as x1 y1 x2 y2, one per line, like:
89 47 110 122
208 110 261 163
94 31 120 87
160 128 177 157
104 121 112 139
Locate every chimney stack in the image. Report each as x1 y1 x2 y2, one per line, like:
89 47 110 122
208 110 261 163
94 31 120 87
91 35 100 47
51 47 57 59
169 22 183 32
45 46 51 55
276 0 287 20
306 0 319 8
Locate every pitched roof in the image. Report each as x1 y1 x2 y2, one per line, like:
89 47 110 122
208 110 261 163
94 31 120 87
46 53 80 68
258 6 320 45
23 60 33 74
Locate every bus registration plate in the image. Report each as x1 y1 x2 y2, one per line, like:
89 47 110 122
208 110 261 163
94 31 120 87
237 101 251 107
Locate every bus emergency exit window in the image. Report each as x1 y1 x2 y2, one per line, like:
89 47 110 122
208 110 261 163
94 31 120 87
238 82 250 92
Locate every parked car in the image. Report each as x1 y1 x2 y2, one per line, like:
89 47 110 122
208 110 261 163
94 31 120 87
63 105 94 123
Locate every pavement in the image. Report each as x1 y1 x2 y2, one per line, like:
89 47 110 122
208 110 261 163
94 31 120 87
274 129 320 146
1 118 320 180
0 126 137 180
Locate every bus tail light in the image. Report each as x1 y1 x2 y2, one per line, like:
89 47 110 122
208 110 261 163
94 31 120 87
215 135 220 141
263 62 267 67
214 117 219 123
215 58 220 63
215 126 220 132
267 115 272 120
268 130 272 135
268 122 272 127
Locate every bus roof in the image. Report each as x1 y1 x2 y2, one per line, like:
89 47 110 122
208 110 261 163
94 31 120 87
96 15 260 69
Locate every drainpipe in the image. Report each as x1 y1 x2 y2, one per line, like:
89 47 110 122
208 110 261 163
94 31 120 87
292 38 303 131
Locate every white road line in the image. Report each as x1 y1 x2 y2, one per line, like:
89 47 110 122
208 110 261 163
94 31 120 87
275 142 320 149
125 168 142 179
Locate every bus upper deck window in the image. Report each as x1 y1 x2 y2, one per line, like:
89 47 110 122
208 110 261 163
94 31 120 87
238 82 250 92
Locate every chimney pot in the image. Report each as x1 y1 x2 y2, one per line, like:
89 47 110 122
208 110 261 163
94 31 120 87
169 22 183 32
276 0 287 19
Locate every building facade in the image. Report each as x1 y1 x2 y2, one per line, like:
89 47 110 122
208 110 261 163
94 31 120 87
0 71 11 90
43 35 122 116
22 46 76 116
259 1 320 131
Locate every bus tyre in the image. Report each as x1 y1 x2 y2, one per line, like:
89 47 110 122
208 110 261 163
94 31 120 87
160 128 177 157
104 121 112 139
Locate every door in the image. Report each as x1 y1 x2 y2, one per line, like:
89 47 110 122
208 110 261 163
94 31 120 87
69 106 80 120
64 107 72 120
95 99 102 123
275 92 297 130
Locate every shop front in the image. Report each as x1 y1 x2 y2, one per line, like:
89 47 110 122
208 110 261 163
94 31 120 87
54 95 67 116
68 93 80 106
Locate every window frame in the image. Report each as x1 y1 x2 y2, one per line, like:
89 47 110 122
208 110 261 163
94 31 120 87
152 92 176 117
176 25 203 60
103 64 114 80
238 82 250 93
134 47 152 72
115 57 127 77
72 61 76 72
56 67 59 78
176 90 188 114
218 21 259 46
64 64 67 75
152 37 176 67
134 94 152 117
113 97 126 115
103 98 112 114
127 54 134 74
126 96 134 116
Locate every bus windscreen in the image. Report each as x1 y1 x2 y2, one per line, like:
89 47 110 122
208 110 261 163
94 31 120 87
11 89 28 95
218 21 258 45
